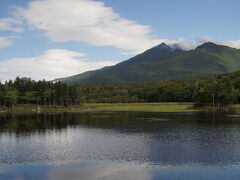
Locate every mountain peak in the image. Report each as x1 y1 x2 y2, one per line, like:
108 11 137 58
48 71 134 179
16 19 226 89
196 42 218 49
156 43 171 49
155 43 184 52
159 42 169 47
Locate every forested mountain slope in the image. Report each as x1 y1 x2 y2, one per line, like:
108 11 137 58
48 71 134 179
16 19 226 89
57 42 240 85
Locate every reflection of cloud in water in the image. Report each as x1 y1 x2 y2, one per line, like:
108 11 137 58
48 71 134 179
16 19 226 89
0 166 23 180
2 112 240 167
48 162 151 180
2 162 240 180
0 167 7 174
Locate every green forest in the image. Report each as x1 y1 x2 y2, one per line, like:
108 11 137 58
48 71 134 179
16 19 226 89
0 77 81 108
1 71 240 108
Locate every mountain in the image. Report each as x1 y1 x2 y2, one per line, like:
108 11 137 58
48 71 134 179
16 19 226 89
57 42 240 85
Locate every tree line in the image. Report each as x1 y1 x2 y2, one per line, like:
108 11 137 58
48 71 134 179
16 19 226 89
1 71 240 108
76 72 240 108
0 77 81 108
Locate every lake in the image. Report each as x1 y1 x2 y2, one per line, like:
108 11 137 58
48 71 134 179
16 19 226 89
1 111 240 180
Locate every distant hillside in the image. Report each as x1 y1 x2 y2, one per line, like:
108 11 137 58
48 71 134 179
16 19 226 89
56 42 240 85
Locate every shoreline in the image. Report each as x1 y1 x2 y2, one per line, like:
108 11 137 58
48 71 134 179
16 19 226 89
0 105 95 114
1 102 237 114
84 103 237 112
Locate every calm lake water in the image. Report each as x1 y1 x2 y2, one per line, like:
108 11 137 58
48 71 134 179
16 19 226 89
1 111 240 180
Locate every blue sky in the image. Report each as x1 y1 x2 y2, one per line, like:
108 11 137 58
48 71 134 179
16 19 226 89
0 0 239 81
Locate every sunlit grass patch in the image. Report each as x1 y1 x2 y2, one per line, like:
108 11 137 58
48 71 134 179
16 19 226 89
83 102 197 112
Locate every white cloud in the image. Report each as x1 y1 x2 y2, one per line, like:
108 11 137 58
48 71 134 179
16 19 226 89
0 36 12 48
0 18 23 32
165 37 240 51
0 18 22 48
10 0 240 54
16 0 160 54
0 49 118 81
195 37 240 49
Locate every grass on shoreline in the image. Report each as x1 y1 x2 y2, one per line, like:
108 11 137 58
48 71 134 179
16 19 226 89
0 102 196 113
0 104 93 113
83 102 197 112
1 102 239 113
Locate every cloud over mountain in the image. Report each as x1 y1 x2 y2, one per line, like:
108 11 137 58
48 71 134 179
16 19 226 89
15 0 240 53
16 0 160 54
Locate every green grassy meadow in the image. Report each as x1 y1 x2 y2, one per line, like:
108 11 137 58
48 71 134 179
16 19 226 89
2 102 239 114
83 102 197 112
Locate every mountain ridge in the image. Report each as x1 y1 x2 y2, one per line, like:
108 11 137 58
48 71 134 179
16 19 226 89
56 42 240 85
